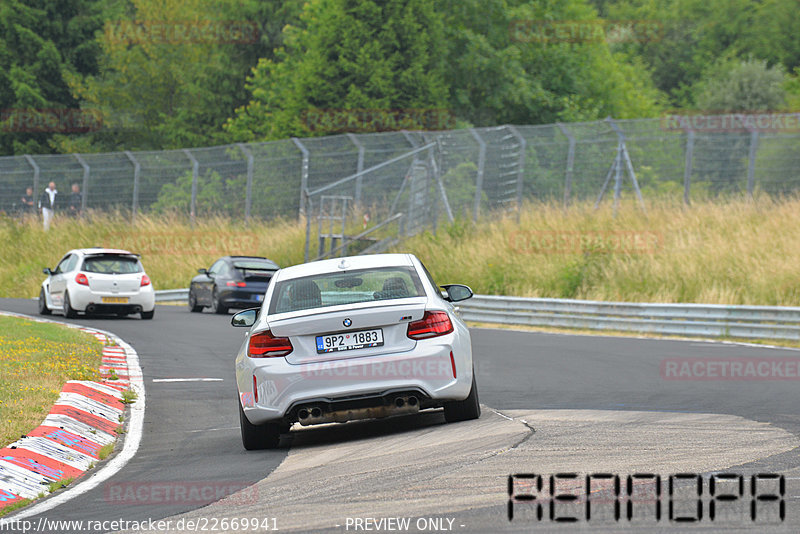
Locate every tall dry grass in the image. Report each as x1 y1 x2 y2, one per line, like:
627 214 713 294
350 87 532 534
0 212 307 298
398 195 800 306
2 197 798 305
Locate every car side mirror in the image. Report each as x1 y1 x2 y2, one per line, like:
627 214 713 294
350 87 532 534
441 284 473 302
198 268 208 274
43 268 52 275
231 308 259 327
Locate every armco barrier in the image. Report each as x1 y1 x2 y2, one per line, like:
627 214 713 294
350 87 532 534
458 295 800 341
154 289 189 303
154 290 800 341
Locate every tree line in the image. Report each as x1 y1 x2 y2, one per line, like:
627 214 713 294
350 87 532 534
1 0 798 156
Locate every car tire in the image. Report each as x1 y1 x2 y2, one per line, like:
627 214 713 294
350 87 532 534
210 288 228 315
63 292 78 318
141 309 155 320
38 288 52 315
443 370 481 423
239 401 283 450
188 291 203 313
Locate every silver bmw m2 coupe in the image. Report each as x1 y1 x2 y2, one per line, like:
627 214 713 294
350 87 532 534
231 253 479 449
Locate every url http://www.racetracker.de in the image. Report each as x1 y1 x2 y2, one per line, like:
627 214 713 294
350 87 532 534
0 516 279 533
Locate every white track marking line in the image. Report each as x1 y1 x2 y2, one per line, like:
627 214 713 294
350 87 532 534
491 409 514 421
185 426 238 433
152 378 223 382
0 313 145 522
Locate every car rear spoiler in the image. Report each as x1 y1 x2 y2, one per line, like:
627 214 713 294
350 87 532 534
234 266 277 272
84 252 141 258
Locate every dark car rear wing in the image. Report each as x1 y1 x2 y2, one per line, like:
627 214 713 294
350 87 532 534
84 252 141 258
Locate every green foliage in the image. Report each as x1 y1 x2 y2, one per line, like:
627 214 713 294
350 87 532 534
0 0 105 155
693 58 787 112
604 0 800 108
3 0 800 160
151 169 246 217
61 0 302 152
225 0 449 141
441 162 481 217
438 0 664 126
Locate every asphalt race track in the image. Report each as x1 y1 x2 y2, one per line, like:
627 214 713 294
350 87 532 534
2 297 800 533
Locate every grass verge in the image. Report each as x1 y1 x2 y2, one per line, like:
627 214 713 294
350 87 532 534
2 196 799 306
399 195 800 306
0 316 102 447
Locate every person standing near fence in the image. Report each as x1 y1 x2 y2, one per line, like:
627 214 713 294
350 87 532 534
20 186 35 215
68 183 82 217
39 181 58 230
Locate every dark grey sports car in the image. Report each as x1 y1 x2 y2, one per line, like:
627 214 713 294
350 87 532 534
188 256 279 314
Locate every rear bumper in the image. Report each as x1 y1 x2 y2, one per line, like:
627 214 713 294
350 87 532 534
219 290 265 309
70 287 155 313
237 333 473 425
85 303 146 315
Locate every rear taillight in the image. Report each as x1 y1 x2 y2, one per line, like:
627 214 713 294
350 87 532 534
75 273 89 286
140 275 151 287
407 311 454 340
226 281 246 287
249 330 293 358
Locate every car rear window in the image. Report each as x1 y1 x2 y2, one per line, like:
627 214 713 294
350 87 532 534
82 255 142 274
269 266 425 314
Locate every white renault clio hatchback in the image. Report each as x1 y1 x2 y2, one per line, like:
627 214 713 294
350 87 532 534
232 253 479 449
39 248 156 319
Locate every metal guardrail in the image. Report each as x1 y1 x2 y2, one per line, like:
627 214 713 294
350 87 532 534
458 295 800 341
154 289 800 341
154 289 189 302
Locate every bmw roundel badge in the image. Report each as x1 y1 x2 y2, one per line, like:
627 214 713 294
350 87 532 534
343 318 352 327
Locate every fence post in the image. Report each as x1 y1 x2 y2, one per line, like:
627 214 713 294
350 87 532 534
468 128 486 221
74 154 90 216
747 129 759 199
238 144 254 223
303 191 311 262
292 138 309 218
556 122 575 208
183 149 199 226
124 151 140 224
506 126 526 222
346 133 364 205
430 139 454 224
401 130 419 147
24 155 40 206
683 129 694 206
606 118 646 214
